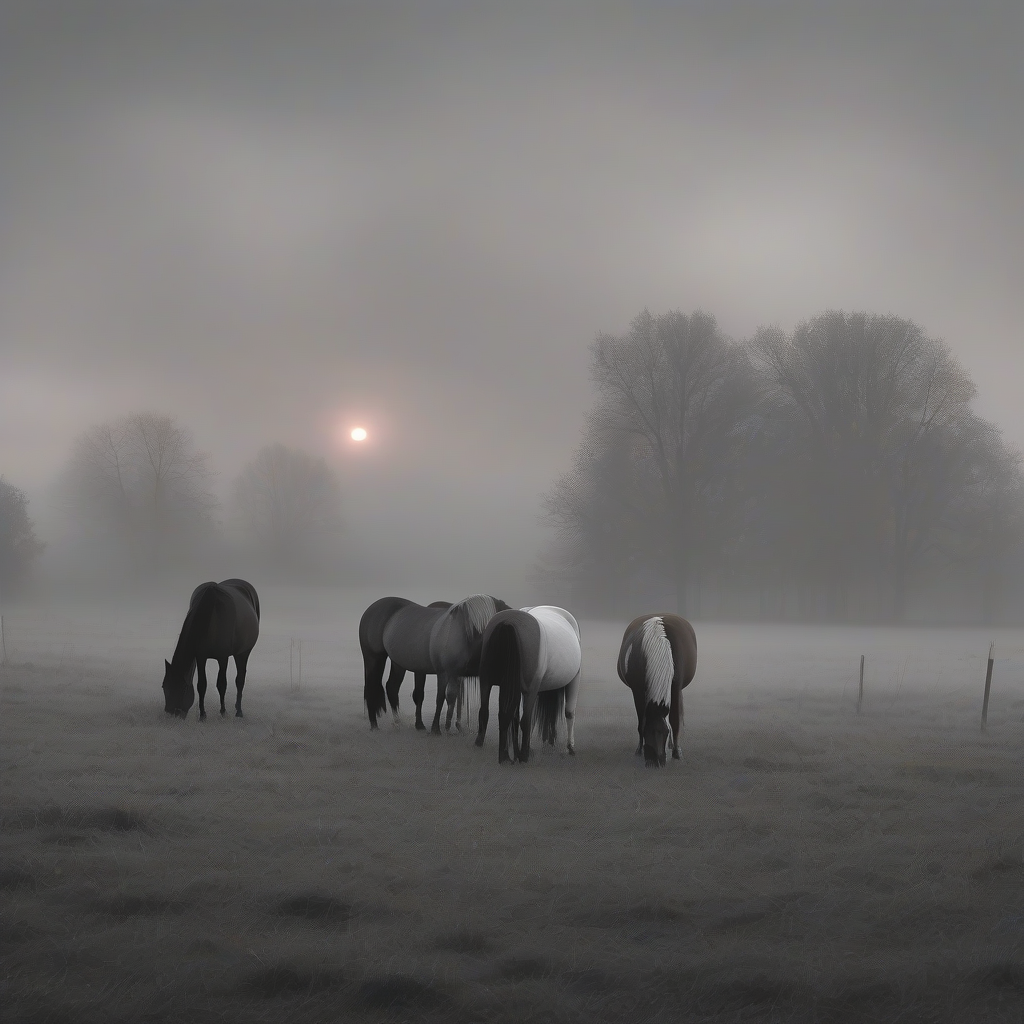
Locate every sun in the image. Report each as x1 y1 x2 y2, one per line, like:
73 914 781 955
350 427 368 442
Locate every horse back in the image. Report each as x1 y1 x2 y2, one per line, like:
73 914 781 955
661 614 697 689
528 607 581 688
359 597 412 655
383 602 447 673
480 609 542 690
220 578 260 620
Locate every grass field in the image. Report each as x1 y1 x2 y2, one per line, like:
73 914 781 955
3 591 1024 1022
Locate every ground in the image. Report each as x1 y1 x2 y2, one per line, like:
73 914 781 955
2 589 1024 1023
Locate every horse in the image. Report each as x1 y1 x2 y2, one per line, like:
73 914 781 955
483 605 582 764
617 613 697 766
162 579 261 720
428 594 511 734
358 597 451 730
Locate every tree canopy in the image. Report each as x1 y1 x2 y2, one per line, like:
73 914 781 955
545 309 1024 622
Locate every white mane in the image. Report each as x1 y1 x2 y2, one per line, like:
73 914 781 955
641 616 674 709
454 594 499 634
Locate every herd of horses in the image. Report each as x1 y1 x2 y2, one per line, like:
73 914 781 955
160 579 698 766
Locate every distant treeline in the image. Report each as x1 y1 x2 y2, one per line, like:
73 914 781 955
542 309 1024 624
0 415 345 592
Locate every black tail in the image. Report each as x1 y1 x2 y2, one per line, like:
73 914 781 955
535 687 565 744
489 624 522 755
361 644 388 724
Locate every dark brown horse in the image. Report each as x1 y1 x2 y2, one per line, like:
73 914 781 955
358 597 452 730
162 579 261 720
617 613 696 766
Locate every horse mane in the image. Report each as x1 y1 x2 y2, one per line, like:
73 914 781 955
640 616 674 710
454 594 502 635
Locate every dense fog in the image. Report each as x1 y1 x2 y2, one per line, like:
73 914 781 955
2 1 1022 611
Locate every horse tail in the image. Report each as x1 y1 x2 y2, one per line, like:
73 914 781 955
461 675 479 717
359 597 408 723
488 621 522 754
535 687 565 742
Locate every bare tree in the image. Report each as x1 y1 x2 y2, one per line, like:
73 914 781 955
753 312 980 620
0 478 44 593
62 413 217 576
231 444 343 574
546 309 756 614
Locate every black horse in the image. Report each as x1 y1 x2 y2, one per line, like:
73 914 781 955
617 613 696 766
358 597 451 730
162 579 261 720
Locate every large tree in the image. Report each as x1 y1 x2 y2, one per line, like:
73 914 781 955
231 444 343 574
546 309 756 614
0 478 44 593
753 311 989 620
62 413 217 576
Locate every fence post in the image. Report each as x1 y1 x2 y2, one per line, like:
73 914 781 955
857 654 864 713
981 642 995 732
290 639 294 688
298 640 302 688
1 614 6 664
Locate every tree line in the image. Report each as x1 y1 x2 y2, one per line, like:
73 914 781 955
543 309 1024 624
0 413 344 592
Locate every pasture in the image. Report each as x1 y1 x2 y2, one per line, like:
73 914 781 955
3 587 1024 1023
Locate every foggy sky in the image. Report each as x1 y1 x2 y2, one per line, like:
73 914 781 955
1 2 1022 587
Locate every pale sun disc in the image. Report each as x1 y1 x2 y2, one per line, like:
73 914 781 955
350 427 368 442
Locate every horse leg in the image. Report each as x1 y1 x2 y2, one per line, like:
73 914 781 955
233 651 251 717
216 656 229 715
632 686 646 756
385 662 407 725
196 659 209 721
670 688 683 760
217 657 236 716
413 672 427 731
444 676 461 732
475 681 491 747
363 651 388 730
430 673 447 734
564 671 581 756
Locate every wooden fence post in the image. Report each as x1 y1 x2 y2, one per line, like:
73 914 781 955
981 642 995 732
857 654 864 713
1 614 6 664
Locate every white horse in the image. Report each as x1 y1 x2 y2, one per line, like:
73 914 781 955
477 604 582 763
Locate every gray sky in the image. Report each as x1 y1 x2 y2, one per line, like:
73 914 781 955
1 2 1022 586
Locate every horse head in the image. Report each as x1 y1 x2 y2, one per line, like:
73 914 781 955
642 702 671 767
162 660 195 717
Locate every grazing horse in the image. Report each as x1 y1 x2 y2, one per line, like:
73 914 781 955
617 613 696 766
358 597 451 730
428 594 511 734
162 579 260 720
484 605 582 764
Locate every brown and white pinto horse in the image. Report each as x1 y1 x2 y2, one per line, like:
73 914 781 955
617 613 696 766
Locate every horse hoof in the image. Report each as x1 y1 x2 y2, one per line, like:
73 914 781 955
415 722 426 732
235 710 243 718
431 726 441 736
220 708 226 716
199 712 207 721
672 749 681 760
455 723 462 734
566 745 575 756
474 737 484 748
